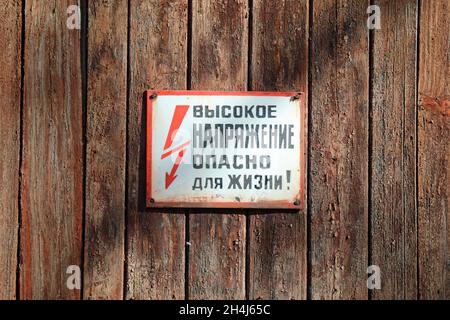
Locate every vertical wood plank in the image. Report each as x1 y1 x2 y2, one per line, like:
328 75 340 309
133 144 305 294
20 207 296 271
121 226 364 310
126 0 187 300
248 0 308 300
418 0 449 300
189 0 248 300
0 0 21 300
371 0 418 300
84 0 127 299
21 0 83 299
310 0 369 299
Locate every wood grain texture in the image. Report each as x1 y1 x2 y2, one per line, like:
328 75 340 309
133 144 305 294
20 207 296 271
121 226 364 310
310 0 369 299
84 0 127 299
371 0 418 300
189 214 246 299
248 0 308 300
0 0 21 300
21 0 83 299
417 0 449 300
190 0 248 90
189 0 248 300
126 0 187 300
1 0 448 301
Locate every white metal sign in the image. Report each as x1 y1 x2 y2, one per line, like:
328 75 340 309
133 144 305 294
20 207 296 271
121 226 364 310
146 90 306 209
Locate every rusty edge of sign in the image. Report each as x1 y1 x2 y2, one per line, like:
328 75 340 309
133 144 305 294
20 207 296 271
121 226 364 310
145 90 307 211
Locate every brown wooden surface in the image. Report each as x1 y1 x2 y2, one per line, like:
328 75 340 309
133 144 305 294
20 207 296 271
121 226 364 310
417 0 449 300
188 0 248 300
371 0 418 299
0 0 448 301
21 0 83 299
126 0 187 300
247 0 308 300
84 0 127 299
310 0 369 299
0 0 21 300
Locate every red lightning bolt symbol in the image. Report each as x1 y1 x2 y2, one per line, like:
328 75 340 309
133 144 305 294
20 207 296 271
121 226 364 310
162 105 190 189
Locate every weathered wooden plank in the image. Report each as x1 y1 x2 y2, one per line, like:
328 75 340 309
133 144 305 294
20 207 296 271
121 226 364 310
189 214 246 299
0 0 21 300
248 0 308 300
418 0 449 300
310 0 369 299
126 0 187 300
189 0 248 300
21 0 83 299
84 0 127 299
371 0 418 300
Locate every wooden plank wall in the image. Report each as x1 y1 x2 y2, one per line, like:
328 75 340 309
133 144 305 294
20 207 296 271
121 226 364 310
84 0 127 299
0 0 21 300
310 0 369 299
21 0 83 299
127 0 187 301
417 0 449 300
371 0 418 299
188 0 247 300
0 0 448 300
248 0 308 300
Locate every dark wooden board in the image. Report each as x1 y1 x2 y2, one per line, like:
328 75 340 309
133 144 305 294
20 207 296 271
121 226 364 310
371 0 418 299
0 0 21 300
84 0 127 299
417 0 449 300
248 0 308 300
21 0 83 299
310 0 369 299
126 0 187 300
189 0 248 300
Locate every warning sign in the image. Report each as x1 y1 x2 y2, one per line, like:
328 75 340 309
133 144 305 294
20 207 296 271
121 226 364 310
146 90 306 209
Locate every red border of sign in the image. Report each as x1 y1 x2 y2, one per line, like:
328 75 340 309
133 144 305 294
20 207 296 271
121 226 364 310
146 90 307 210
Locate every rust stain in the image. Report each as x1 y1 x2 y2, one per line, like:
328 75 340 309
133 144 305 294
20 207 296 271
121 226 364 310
420 94 450 117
